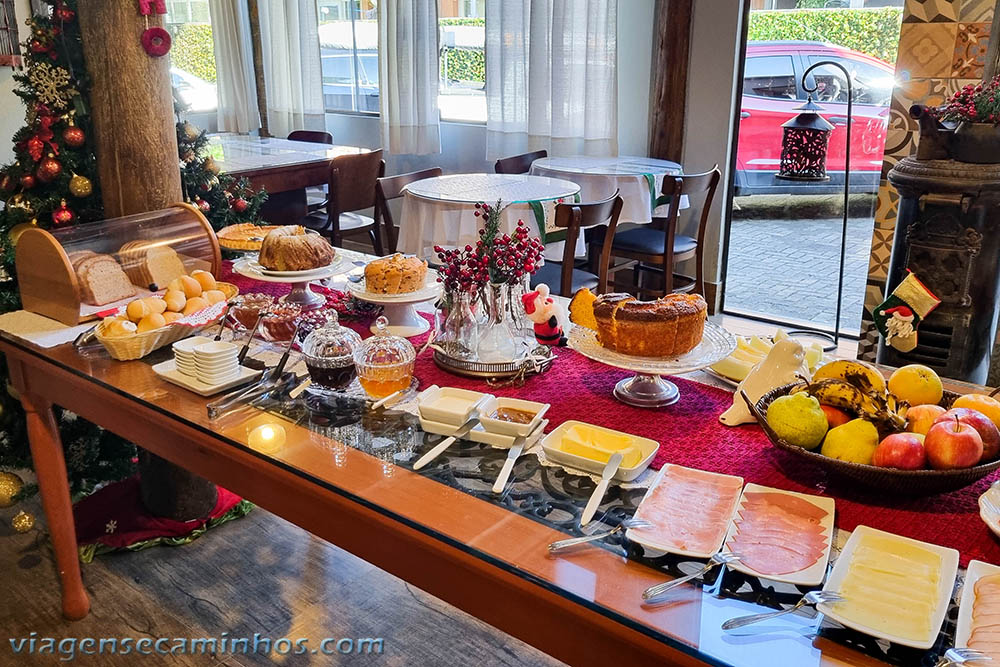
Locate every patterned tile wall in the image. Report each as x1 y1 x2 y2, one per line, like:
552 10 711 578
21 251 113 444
858 0 994 362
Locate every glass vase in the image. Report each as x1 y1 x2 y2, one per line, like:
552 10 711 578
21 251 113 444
476 282 517 362
436 290 478 360
508 273 535 347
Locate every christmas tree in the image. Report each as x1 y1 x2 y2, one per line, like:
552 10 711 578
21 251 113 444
0 0 136 499
176 120 267 231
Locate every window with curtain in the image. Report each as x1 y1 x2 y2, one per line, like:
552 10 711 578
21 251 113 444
166 1 219 112
317 0 380 113
438 0 486 123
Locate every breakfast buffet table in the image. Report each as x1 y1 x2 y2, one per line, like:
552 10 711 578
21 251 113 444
4 247 999 667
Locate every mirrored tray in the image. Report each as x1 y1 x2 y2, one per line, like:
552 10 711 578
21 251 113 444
568 321 736 408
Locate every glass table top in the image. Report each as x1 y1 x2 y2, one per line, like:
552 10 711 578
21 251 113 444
402 173 581 204
206 135 368 173
0 301 970 666
531 156 683 176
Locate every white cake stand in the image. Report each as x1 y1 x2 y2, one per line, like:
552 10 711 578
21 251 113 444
232 257 347 309
568 322 736 408
346 278 442 337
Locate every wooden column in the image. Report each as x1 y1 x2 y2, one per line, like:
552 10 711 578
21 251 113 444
648 0 693 161
77 1 181 217
247 0 270 137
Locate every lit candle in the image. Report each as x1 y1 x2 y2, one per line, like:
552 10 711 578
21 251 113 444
248 423 285 454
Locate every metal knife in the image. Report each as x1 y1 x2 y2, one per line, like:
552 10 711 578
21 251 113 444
580 452 623 527
492 419 548 494
413 416 479 471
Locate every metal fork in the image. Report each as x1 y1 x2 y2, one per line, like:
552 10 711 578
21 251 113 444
722 590 844 630
935 648 992 666
642 552 743 601
547 519 652 554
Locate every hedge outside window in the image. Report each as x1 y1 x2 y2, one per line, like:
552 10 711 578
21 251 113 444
166 3 219 113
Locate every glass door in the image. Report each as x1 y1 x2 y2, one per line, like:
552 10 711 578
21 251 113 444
720 0 903 337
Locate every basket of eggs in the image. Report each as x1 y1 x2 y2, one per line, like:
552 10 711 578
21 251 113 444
95 270 239 361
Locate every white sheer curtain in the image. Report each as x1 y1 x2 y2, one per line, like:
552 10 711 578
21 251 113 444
486 0 617 160
209 0 260 133
378 0 441 155
257 0 325 138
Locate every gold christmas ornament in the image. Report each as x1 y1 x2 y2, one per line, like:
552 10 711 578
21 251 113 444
8 220 38 247
27 62 75 109
7 194 33 216
11 510 34 533
68 173 92 197
0 471 24 508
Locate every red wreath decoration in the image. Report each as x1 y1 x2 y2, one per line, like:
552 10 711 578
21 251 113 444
140 27 171 57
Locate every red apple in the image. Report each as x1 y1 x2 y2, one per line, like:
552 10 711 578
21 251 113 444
906 404 946 436
924 415 984 470
873 433 927 470
934 408 1000 463
821 405 851 429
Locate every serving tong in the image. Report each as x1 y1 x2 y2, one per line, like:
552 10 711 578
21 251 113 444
721 590 843 630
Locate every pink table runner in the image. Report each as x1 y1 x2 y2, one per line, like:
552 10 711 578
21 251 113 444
221 263 1000 567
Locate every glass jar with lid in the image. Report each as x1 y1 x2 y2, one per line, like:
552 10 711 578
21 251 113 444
353 316 416 399
301 310 363 391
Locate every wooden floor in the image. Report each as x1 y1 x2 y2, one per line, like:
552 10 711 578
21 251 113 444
0 497 565 666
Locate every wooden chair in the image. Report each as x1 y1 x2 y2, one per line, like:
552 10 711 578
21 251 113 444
287 130 334 213
599 166 720 299
303 149 386 254
530 191 624 297
494 149 547 175
375 167 442 254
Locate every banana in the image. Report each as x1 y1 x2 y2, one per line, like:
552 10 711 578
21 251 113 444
812 359 887 396
806 378 877 415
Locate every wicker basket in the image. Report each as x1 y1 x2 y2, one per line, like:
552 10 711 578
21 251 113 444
746 384 1000 495
95 282 239 361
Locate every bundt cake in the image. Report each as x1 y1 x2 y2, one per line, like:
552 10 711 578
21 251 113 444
363 253 428 294
258 226 335 271
592 292 707 358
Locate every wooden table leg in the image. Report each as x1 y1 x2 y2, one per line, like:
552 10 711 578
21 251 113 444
20 390 90 620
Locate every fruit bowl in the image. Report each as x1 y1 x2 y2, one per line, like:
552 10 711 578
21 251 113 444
745 384 1000 495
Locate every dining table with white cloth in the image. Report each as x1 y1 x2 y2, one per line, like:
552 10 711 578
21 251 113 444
529 156 685 223
397 173 582 262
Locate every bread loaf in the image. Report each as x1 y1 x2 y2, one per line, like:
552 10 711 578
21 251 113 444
76 255 136 306
118 242 186 290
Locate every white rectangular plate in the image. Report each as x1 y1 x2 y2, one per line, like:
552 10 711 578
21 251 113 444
721 482 836 586
417 414 547 450
955 558 1000 651
152 359 261 397
818 525 959 650
626 464 744 560
539 420 659 483
416 385 492 426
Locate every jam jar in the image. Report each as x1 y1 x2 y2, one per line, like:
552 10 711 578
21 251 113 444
231 293 275 330
260 302 302 342
353 316 416 399
300 311 363 392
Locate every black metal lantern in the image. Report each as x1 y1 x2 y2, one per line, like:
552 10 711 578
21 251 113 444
776 96 834 181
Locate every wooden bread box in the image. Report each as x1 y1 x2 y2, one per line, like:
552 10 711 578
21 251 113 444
15 203 221 326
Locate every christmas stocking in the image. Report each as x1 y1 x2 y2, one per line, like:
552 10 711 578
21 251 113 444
873 272 940 353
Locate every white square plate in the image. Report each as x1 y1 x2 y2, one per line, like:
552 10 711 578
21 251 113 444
477 396 550 438
153 359 261 397
539 420 659 482
626 464 744 559
955 558 1000 651
818 525 959 650
416 385 492 426
721 483 835 586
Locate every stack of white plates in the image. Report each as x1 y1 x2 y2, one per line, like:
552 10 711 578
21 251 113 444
193 341 240 384
172 336 212 377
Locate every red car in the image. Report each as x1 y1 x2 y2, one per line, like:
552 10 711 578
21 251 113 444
735 41 895 196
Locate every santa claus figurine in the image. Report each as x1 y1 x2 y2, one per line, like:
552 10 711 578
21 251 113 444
521 284 568 346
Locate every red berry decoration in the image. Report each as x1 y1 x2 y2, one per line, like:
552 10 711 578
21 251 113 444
51 200 74 226
36 155 62 183
140 27 171 58
20 174 36 190
62 126 85 148
233 198 248 213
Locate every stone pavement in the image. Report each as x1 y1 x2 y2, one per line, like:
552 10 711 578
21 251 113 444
723 195 876 335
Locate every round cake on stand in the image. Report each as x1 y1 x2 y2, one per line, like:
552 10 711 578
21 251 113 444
232 257 346 309
346 276 441 337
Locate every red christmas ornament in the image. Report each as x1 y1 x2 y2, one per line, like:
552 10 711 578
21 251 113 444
54 5 76 22
29 39 49 54
36 156 62 183
233 198 248 213
20 174 36 190
62 126 85 148
196 199 211 213
51 200 74 226
140 27 171 57
26 137 44 162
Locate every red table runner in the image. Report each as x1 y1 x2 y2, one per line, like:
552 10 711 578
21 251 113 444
221 263 1000 567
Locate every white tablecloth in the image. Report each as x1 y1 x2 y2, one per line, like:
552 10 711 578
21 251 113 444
397 174 583 261
529 156 684 224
